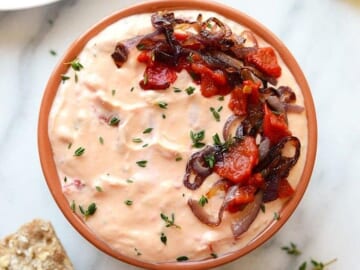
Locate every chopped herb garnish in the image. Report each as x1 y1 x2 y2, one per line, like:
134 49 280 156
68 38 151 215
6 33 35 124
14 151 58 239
95 186 103 192
137 43 145 50
162 113 166 119
111 89 116 96
185 86 195 95
142 143 149 148
298 262 307 270
218 96 224 101
186 52 194 63
210 107 220 122
273 212 280 220
282 242 301 256
124 199 133 206
160 213 181 229
143 127 153 134
176 256 188 262
211 253 218 258
79 202 97 218
204 154 215 168
67 142 72 149
310 258 337 270
136 160 147 168
173 87 182 93
126 179 134 183
64 176 67 182
99 136 104 144
132 138 143 143
61 75 70 83
190 130 205 148
50 50 57 56
212 133 222 146
109 116 120 126
198 195 208 207
134 248 142 256
143 74 148 85
175 156 183 162
130 86 134 92
68 59 84 71
157 101 168 109
74 73 79 83
260 204 266 213
70 200 76 212
212 133 232 152
217 106 223 112
160 232 167 245
74 147 85 156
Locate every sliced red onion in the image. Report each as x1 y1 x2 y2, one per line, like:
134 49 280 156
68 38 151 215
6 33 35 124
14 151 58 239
240 30 259 48
231 191 263 238
266 95 285 113
223 114 242 141
285 103 304 113
258 137 270 161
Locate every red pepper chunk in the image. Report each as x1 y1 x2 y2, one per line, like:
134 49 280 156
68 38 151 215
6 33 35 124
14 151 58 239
263 103 291 144
278 179 295 198
226 185 257 213
246 47 282 78
228 80 260 116
191 63 229 97
214 136 259 184
140 65 177 90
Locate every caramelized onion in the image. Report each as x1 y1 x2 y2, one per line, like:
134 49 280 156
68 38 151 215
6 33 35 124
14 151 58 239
231 191 263 238
111 43 128 68
223 114 242 141
240 30 259 48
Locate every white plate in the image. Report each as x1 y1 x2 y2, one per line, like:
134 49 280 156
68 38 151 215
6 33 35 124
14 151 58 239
0 0 60 10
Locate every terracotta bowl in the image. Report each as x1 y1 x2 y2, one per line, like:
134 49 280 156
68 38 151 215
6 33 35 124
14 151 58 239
38 0 317 269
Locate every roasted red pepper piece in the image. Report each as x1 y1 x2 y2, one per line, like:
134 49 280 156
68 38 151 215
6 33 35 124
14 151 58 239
173 31 189 41
214 136 259 184
228 80 260 116
278 179 295 198
263 103 291 144
246 47 282 78
226 185 257 213
140 65 177 90
190 63 229 97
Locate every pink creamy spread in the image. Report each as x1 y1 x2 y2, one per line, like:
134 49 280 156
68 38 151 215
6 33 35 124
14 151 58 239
48 11 308 262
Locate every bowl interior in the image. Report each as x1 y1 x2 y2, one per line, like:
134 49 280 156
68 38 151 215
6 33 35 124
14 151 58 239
38 1 317 269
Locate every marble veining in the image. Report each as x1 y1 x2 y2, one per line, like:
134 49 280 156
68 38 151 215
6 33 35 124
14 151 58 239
1 0 359 269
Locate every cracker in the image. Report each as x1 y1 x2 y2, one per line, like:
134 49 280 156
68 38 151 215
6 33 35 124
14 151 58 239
0 219 73 270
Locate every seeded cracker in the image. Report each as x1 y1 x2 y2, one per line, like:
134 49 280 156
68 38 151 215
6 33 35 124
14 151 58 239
0 219 73 270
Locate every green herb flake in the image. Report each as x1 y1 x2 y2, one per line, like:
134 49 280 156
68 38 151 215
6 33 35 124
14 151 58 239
136 160 147 168
273 212 280 220
210 107 220 122
50 49 57 56
160 232 167 245
160 213 181 229
99 136 104 145
204 154 215 168
70 200 76 212
175 156 183 162
132 138 143 143
218 96 225 101
134 248 142 256
185 86 195 95
61 75 70 84
142 144 149 148
64 176 67 183
310 258 337 270
173 87 182 93
95 186 103 192
109 116 120 126
111 89 116 96
126 179 134 183
217 106 223 112
198 195 208 207
143 127 153 134
260 204 266 213
162 113 166 119
281 242 301 256
74 147 85 157
298 262 307 270
157 101 168 109
211 253 218 259
79 202 97 218
176 256 189 262
130 86 134 92
67 142 72 149
212 133 222 146
68 59 84 71
186 53 194 63
124 200 133 206
190 130 205 148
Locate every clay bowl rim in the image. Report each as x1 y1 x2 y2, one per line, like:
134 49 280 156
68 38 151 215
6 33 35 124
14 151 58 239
38 0 317 269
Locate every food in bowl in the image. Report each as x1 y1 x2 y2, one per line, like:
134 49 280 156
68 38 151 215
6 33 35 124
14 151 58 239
45 8 311 265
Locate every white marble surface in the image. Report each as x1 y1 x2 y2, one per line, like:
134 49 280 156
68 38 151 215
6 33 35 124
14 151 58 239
0 0 359 269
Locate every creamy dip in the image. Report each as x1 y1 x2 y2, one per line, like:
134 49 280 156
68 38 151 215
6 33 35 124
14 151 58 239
48 11 308 263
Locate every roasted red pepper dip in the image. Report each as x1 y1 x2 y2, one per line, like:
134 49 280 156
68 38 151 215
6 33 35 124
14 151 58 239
111 12 303 237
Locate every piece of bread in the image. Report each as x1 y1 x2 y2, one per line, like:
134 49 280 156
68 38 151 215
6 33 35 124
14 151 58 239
0 219 73 270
